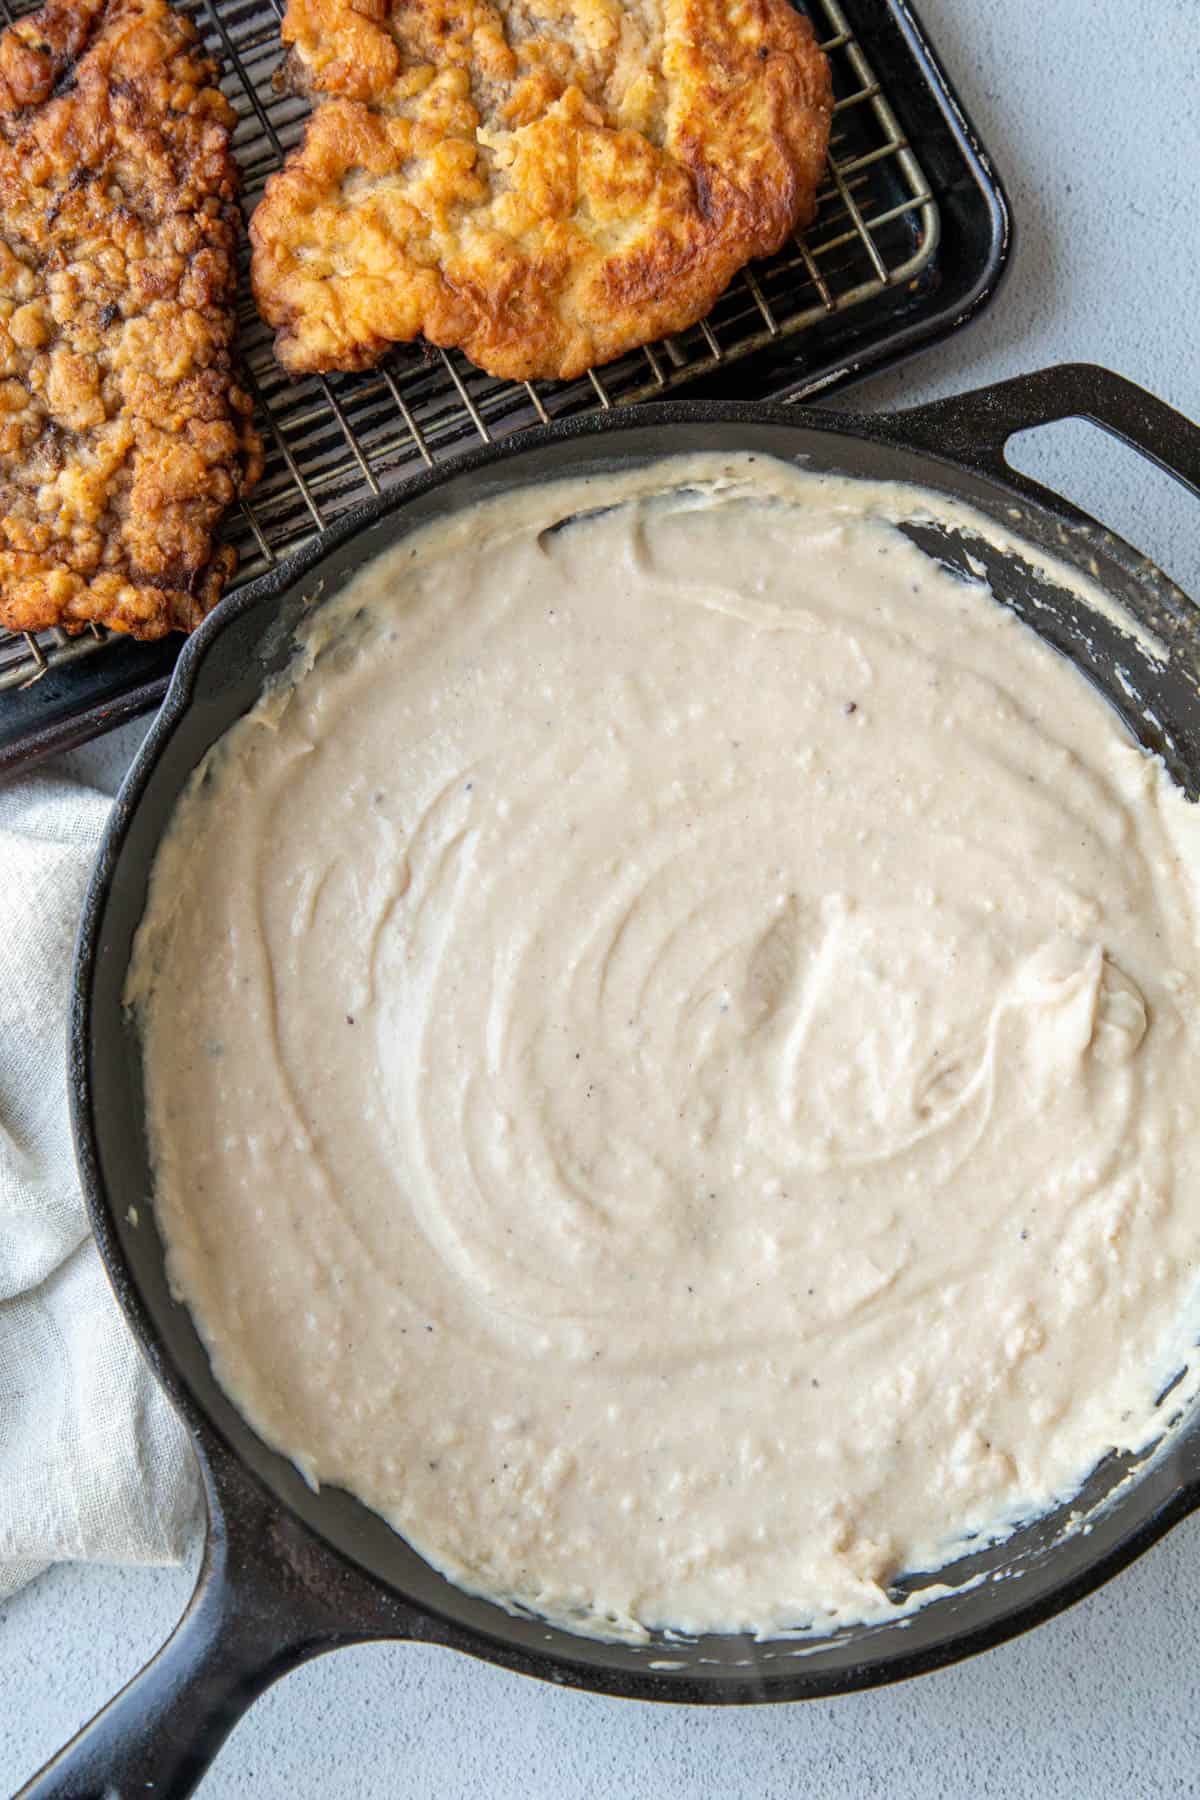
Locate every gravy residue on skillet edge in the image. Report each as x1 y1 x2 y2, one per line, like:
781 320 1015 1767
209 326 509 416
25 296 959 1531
126 453 1200 1642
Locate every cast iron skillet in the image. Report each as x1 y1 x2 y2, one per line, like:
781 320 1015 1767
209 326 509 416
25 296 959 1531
21 364 1200 1799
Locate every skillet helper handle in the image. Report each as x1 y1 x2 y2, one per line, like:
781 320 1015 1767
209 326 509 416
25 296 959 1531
15 1452 400 1800
860 363 1200 503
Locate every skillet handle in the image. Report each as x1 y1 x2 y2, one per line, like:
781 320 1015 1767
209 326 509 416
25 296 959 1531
854 363 1200 508
14 1449 413 1800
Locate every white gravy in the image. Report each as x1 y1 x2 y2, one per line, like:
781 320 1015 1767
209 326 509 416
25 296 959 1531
128 455 1200 1639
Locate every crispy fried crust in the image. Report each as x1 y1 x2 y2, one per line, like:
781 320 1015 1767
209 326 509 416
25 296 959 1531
251 0 832 383
0 0 262 640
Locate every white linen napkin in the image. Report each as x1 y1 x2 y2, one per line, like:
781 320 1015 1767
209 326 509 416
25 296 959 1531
0 770 199 1602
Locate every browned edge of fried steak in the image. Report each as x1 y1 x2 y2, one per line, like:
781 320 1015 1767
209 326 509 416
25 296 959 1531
0 0 263 641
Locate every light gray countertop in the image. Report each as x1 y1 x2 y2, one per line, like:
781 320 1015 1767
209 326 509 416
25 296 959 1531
5 0 1200 1792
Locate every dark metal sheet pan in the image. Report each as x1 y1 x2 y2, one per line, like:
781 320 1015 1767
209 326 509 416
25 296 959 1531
0 0 1010 773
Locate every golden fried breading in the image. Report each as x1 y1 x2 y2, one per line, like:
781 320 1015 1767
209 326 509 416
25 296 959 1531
0 0 262 640
251 0 832 383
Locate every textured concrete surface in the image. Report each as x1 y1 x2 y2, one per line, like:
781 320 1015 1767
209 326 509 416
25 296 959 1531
5 0 1200 1792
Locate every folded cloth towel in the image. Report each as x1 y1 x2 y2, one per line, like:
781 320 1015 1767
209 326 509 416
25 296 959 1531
0 770 199 1603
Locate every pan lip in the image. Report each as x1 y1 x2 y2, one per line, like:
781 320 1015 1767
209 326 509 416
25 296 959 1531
69 395 1200 1704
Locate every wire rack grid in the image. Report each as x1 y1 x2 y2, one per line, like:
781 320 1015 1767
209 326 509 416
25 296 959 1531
0 0 938 696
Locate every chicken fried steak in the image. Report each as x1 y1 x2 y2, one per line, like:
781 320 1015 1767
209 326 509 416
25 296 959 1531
251 0 832 383
0 0 261 639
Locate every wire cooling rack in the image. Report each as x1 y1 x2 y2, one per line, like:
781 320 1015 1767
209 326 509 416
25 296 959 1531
0 0 1010 757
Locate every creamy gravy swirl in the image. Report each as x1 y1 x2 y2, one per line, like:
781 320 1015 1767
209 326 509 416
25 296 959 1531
129 455 1200 1639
